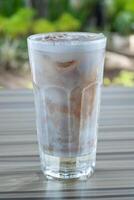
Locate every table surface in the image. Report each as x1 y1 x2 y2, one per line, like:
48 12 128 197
0 88 134 200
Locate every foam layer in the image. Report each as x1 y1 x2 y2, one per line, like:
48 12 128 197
28 32 106 52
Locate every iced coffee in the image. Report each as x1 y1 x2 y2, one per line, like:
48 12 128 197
28 32 106 179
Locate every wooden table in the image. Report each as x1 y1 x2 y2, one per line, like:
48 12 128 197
0 88 134 199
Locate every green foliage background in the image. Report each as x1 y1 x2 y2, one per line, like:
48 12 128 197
0 0 134 37
0 0 133 87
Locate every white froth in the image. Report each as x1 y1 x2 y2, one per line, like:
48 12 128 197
28 32 106 52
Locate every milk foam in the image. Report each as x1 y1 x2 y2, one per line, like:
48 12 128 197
28 32 106 53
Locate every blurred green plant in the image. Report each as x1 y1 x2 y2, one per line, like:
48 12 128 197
55 13 81 31
48 0 94 31
26 81 33 89
0 0 134 36
105 0 134 34
48 0 70 21
125 0 134 12
104 71 134 87
104 77 111 86
0 16 6 33
33 19 55 33
0 0 24 17
113 11 134 35
33 11 81 34
4 8 35 38
0 7 81 37
113 71 134 87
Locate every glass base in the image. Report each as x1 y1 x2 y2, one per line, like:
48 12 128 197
40 151 96 180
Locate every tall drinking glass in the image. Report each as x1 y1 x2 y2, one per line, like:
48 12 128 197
27 32 106 180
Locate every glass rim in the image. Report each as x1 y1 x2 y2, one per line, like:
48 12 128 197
27 32 106 52
28 31 105 39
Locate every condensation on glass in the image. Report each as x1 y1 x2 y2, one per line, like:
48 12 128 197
28 32 106 179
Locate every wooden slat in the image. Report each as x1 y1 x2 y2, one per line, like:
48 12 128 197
0 88 134 199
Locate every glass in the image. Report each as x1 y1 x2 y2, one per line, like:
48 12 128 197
27 32 106 180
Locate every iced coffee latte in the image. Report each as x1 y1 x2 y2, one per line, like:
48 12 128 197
28 32 106 179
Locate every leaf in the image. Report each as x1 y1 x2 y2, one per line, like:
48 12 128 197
55 12 81 31
4 8 35 37
113 11 134 34
33 19 55 33
125 0 134 12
